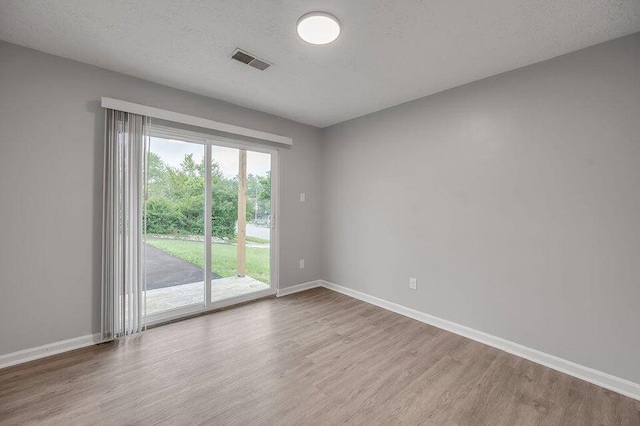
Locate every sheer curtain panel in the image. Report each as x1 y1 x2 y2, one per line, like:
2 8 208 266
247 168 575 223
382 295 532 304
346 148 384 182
102 109 148 339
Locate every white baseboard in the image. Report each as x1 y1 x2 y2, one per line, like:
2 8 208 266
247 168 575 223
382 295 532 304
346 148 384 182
319 280 640 401
2 280 325 370
0 333 103 370
276 280 322 297
3 281 638 402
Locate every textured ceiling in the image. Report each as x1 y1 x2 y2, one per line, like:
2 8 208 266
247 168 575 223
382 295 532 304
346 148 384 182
1 1 639 127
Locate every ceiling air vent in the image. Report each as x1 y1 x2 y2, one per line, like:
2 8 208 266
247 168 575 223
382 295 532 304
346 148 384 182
231 48 272 71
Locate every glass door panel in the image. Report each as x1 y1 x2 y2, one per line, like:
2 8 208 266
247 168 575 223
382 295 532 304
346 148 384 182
144 136 206 316
142 125 277 323
209 145 271 303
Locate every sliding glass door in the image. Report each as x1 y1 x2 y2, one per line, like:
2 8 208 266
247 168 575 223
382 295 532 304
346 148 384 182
143 127 277 323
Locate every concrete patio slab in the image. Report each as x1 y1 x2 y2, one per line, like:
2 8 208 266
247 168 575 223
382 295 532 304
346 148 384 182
145 276 270 315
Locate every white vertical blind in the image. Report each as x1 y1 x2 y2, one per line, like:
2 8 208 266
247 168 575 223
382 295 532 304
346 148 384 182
102 109 148 339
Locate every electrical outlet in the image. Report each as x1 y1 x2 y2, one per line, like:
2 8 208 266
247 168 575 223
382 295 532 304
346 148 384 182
300 192 306 202
299 259 305 269
409 277 417 290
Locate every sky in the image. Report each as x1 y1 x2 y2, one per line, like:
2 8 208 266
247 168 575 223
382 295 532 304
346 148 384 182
149 137 271 178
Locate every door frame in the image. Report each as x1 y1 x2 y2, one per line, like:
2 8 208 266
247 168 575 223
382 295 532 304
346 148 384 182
144 124 280 325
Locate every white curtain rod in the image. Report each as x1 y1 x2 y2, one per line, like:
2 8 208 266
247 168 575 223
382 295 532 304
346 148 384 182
101 97 293 146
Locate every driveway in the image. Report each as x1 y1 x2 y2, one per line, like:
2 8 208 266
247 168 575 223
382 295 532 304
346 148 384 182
145 244 220 290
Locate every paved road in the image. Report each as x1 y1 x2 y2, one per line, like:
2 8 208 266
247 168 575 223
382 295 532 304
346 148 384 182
145 244 220 290
246 223 270 241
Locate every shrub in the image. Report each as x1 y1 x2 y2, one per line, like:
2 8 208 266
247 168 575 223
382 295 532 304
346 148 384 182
145 196 184 234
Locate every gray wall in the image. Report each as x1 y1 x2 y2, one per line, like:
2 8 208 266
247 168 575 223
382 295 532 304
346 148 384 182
2 32 640 385
0 41 323 355
321 33 640 384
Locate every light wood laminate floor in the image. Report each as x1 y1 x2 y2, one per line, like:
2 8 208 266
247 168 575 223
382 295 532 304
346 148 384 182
0 288 638 425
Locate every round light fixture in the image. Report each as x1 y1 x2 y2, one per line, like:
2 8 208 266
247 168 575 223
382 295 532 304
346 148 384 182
297 12 341 45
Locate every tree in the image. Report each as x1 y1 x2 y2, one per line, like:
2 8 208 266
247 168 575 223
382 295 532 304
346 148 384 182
247 174 260 222
258 171 271 204
146 152 170 198
210 162 237 238
255 172 271 219
144 153 270 239
165 154 206 234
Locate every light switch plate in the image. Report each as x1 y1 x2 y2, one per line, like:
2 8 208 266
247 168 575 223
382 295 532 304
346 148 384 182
409 277 417 290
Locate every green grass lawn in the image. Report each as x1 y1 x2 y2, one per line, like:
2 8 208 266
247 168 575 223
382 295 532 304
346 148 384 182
147 239 270 284
245 236 270 244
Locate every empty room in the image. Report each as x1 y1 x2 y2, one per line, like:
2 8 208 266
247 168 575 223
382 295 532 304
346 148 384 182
1 1 639 425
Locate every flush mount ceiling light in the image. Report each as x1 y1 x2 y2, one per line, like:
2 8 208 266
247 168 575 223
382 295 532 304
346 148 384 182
297 12 341 45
